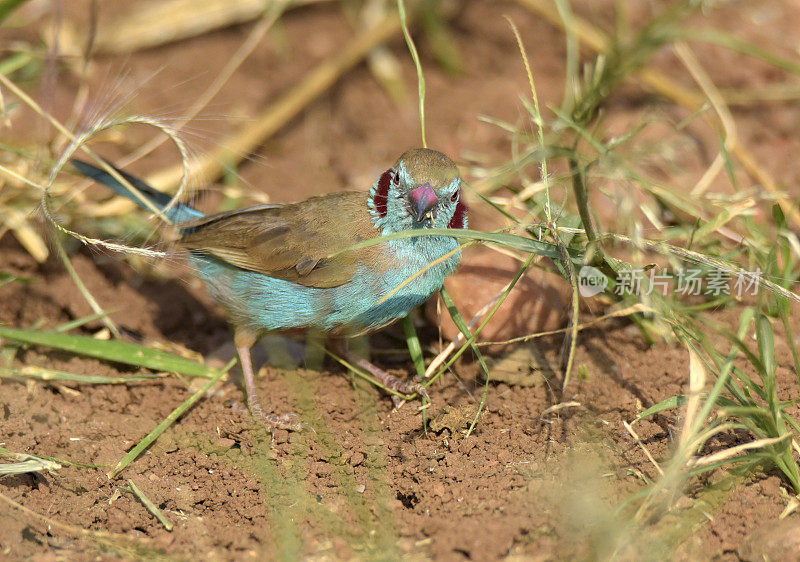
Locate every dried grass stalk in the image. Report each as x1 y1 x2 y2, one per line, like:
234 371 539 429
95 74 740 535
91 0 329 54
516 0 800 228
148 8 407 191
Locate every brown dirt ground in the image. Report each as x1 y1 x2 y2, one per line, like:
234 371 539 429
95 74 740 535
3 1 800 560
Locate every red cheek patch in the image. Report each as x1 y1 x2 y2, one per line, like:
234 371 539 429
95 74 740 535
373 169 392 218
448 198 467 229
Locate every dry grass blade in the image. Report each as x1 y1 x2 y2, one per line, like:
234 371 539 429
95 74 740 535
423 250 549 378
0 365 159 384
623 420 664 476
679 347 706 448
0 72 191 235
515 0 800 228
0 450 61 476
52 238 122 338
480 303 655 345
425 302 652 378
720 82 800 105
364 0 408 104
606 232 800 304
377 242 472 306
89 0 330 54
0 206 48 262
0 491 151 548
119 4 287 172
0 79 196 338
149 8 410 190
541 401 581 415
688 435 790 469
93 2 291 217
674 42 737 197
504 15 582 388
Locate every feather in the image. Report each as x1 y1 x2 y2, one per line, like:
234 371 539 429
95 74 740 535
449 197 468 229
178 191 385 288
371 168 392 218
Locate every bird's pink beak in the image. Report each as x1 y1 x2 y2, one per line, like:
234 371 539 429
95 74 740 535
409 183 439 223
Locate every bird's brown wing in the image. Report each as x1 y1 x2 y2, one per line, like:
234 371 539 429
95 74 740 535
178 191 381 288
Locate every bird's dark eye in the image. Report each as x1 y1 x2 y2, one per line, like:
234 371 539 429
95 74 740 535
450 190 459 202
392 171 400 186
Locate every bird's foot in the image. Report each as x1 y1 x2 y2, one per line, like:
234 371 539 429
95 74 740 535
236 334 314 434
381 372 430 408
328 339 431 408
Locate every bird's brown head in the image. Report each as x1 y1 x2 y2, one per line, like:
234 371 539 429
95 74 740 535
368 148 467 233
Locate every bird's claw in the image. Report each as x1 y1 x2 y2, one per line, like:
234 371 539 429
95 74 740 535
389 380 430 408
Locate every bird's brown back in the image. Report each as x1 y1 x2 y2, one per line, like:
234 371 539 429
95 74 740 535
178 191 386 288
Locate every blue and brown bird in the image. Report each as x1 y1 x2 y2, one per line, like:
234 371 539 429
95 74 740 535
73 148 468 430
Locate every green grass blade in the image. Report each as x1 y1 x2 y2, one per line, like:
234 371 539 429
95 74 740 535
439 285 491 439
108 359 233 478
781 302 800 388
755 314 777 403
55 311 115 333
682 27 800 76
0 271 33 288
401 315 426 379
420 0 463 74
729 366 766 403
0 51 33 76
397 0 426 147
125 480 173 531
477 192 521 223
335 227 581 261
0 326 218 378
0 0 29 24
634 395 688 422
719 406 777 418
401 315 428 426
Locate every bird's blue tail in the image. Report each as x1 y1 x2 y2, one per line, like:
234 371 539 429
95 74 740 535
72 160 203 223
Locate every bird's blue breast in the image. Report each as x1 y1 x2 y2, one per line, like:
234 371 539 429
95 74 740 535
190 235 461 336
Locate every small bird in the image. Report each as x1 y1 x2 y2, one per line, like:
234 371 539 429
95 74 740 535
73 148 468 430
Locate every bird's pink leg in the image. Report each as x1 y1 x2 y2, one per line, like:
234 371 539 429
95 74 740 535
235 329 304 431
329 339 430 407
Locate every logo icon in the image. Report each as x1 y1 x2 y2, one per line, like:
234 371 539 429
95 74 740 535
578 266 608 297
